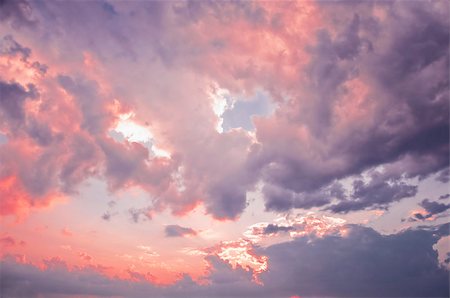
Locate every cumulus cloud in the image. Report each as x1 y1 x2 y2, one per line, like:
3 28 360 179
0 0 448 221
254 0 449 213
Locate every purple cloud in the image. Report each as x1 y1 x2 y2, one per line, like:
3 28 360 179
164 225 197 238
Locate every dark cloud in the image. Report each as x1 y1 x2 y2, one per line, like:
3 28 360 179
263 166 420 215
0 254 254 298
25 117 54 147
406 198 450 222
164 225 197 238
420 199 450 215
263 181 345 212
256 1 449 213
128 207 152 223
0 80 70 203
57 75 113 136
1 224 448 298
0 36 49 146
101 211 117 221
59 133 100 193
101 200 118 221
107 200 116 208
0 40 174 216
329 172 417 213
0 79 54 147
99 137 174 193
0 236 16 247
0 0 447 225
0 35 47 74
260 224 449 298
0 35 31 60
99 139 150 190
101 212 111 221
102 2 118 16
206 181 248 220
262 183 294 212
263 224 293 235
0 80 37 130
439 193 450 200
436 168 449 183
0 0 36 27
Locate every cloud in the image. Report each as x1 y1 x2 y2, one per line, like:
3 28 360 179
1 3 448 296
164 225 197 238
0 174 63 217
101 213 111 221
128 207 153 223
78 252 93 262
262 224 294 235
57 75 114 136
101 211 116 221
328 170 418 213
253 0 449 213
136 245 159 257
1 224 448 298
243 214 347 245
0 236 16 247
0 80 37 131
259 223 449 298
439 193 450 200
405 197 450 222
0 37 175 218
0 0 448 222
420 199 450 216
0 0 37 28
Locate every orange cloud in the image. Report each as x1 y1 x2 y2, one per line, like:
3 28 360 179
0 175 64 219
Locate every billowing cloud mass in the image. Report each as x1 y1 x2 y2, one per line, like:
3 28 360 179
0 0 449 297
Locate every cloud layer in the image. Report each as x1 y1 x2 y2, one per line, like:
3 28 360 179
1 224 448 297
0 1 449 297
0 0 448 220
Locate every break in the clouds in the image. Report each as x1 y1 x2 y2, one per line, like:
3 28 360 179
0 0 449 297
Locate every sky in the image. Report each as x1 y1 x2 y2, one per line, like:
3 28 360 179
0 1 449 297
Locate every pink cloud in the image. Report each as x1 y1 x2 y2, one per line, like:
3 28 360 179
61 228 73 237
